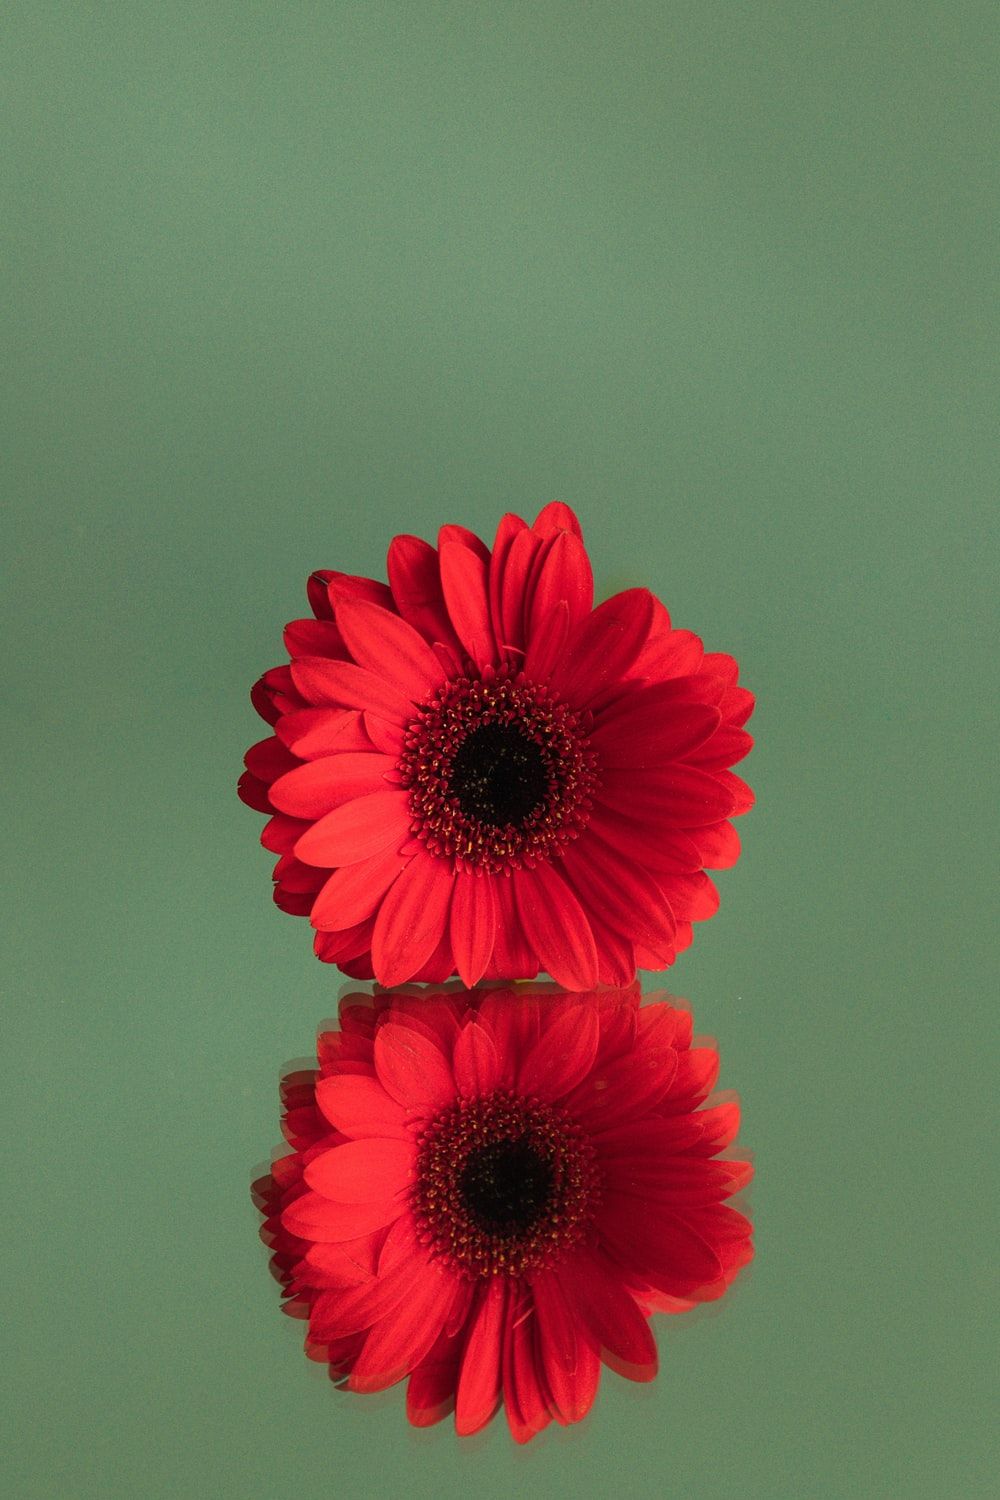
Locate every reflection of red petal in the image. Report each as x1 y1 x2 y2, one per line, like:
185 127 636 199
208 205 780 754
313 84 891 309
559 1249 658 1379
315 1074 410 1139
451 1018 501 1098
501 1283 552 1442
304 1139 415 1203
253 985 752 1441
516 1004 599 1100
455 1278 507 1436
373 1021 454 1112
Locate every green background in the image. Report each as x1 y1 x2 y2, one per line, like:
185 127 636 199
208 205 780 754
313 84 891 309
3 4 996 1497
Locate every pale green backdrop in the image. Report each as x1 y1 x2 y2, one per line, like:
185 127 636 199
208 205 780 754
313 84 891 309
3 4 996 1498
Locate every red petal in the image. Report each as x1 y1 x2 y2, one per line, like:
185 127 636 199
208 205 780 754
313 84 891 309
455 1279 507 1436
595 1114 705 1158
439 539 495 671
604 1156 752 1205
521 598 569 682
307 569 336 620
251 665 303 724
294 790 412 867
585 805 703 873
714 769 755 814
363 712 405 756
371 853 455 986
290 657 415 722
512 863 598 990
517 1005 599 1101
657 870 719 922
244 735 298 783
313 918 375 964
438 522 490 563
302 1235 381 1290
373 1020 455 1112
269 752 397 819
532 500 583 537
304 1138 415 1203
276 708 370 759
335 597 444 698
497 527 543 656
635 626 704 679
688 723 754 769
387 533 463 659
722 684 755 728
487 872 540 980
562 835 676 952
588 910 638 987
549 588 656 704
639 1001 693 1049
449 868 498 988
599 764 735 828
694 820 741 869
310 846 410 929
325 571 394 611
315 1074 411 1139
687 1099 741 1156
488 512 528 654
261 813 306 854
237 770 272 812
525 529 593 644
591 693 720 768
283 618 346 659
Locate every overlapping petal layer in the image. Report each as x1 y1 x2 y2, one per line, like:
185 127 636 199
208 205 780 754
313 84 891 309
252 983 753 1442
240 503 754 985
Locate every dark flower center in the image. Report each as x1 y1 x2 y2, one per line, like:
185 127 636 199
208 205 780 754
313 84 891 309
413 1089 599 1278
457 1134 555 1233
448 723 549 828
397 670 599 874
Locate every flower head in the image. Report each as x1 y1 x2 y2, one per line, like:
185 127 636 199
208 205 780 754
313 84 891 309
239 503 754 987
253 984 753 1442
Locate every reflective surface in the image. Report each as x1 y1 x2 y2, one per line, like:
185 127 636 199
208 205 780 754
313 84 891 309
3 4 994 1497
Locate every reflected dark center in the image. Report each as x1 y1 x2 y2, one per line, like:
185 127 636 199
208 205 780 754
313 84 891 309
448 722 548 827
457 1135 554 1234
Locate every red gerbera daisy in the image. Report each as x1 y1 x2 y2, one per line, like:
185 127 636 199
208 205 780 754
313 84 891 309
253 984 754 1442
239 503 754 988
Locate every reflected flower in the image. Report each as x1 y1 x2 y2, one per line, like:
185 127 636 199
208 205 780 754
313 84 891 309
239 502 754 988
252 983 753 1442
